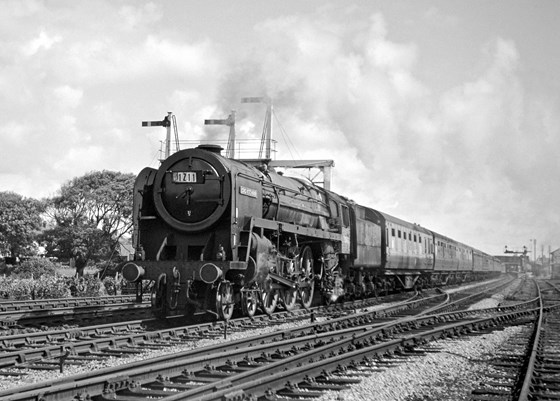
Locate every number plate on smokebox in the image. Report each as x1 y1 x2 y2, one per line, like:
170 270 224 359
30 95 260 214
172 171 198 183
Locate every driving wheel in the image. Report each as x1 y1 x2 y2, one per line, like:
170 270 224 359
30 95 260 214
261 287 278 315
241 286 258 318
281 287 298 311
299 246 315 309
215 281 234 320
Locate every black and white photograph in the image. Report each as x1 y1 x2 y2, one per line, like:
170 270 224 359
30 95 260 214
0 1 559 400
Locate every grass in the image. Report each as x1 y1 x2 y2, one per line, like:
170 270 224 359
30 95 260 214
55 265 99 277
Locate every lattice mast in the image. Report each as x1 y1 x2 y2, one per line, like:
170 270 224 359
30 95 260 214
204 111 236 159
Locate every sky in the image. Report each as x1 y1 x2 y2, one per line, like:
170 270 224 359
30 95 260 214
1 0 559 257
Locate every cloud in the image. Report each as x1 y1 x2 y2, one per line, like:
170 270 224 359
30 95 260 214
53 85 83 109
0 3 557 255
208 10 558 253
119 2 163 30
21 30 62 56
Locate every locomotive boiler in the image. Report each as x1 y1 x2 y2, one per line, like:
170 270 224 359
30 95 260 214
122 144 503 319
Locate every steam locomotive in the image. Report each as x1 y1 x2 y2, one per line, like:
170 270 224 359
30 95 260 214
122 144 504 319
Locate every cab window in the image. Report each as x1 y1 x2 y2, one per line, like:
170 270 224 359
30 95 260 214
329 200 339 217
341 205 350 227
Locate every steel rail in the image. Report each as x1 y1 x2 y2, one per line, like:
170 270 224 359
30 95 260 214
0 302 151 327
0 291 442 400
0 291 426 370
0 287 527 401
162 308 539 400
516 280 560 401
0 278 512 369
0 295 148 312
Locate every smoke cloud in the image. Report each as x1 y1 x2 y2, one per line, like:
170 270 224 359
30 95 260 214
209 11 559 254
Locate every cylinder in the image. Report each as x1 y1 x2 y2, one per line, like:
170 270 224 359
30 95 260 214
200 263 223 284
122 262 145 282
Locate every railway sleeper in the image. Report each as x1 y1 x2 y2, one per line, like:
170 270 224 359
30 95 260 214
97 393 143 401
314 374 361 385
88 349 142 357
276 381 324 398
333 368 377 376
146 380 199 391
174 374 219 384
471 387 511 396
483 372 518 380
18 361 78 370
471 396 512 401
530 392 560 400
66 355 107 361
119 386 173 398
299 381 352 391
484 380 515 388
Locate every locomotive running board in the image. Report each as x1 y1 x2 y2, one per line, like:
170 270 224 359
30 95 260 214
247 217 343 241
269 272 297 289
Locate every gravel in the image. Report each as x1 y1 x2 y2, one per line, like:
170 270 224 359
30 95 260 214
0 279 518 397
317 325 524 401
0 318 314 391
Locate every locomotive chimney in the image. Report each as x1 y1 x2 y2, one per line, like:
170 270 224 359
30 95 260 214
197 144 223 154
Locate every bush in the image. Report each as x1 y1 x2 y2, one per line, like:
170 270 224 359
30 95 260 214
67 274 108 297
34 276 71 299
0 277 34 300
0 271 109 300
102 275 123 295
9 258 57 278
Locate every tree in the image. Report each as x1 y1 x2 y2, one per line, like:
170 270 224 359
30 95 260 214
43 170 135 275
0 192 44 258
41 224 113 276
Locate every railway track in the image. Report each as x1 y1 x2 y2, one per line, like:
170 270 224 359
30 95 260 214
0 300 152 329
0 290 420 372
0 278 520 400
0 294 146 313
470 279 560 401
512 280 560 401
0 279 511 372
